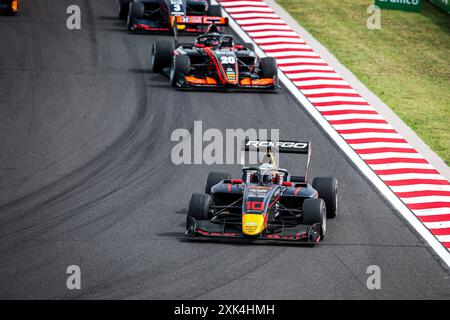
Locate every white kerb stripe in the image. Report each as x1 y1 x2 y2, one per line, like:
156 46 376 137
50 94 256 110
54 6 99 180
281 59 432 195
243 25 294 32
390 185 450 193
402 196 450 204
369 163 435 170
359 152 424 160
286 72 342 79
232 12 280 19
226 6 274 13
302 88 359 95
254 37 305 44
436 235 450 242
379 173 446 181
325 114 385 122
341 132 403 140
293 79 348 86
350 142 413 149
248 31 298 37
220 1 270 7
424 221 450 229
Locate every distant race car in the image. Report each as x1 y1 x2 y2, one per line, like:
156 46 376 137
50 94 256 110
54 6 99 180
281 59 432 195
118 0 227 33
0 0 18 15
185 140 338 243
150 24 278 90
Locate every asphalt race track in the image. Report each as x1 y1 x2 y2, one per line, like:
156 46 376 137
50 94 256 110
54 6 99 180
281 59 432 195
0 0 449 299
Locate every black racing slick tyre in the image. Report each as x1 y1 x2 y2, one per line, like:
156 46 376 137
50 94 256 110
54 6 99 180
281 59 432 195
207 5 222 17
170 55 190 87
118 0 132 20
127 1 144 31
151 41 174 73
205 172 231 194
187 193 212 227
260 57 278 79
243 43 255 52
312 177 338 219
130 1 144 18
302 198 326 239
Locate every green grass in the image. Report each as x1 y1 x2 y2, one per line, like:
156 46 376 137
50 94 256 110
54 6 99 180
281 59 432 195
276 0 450 165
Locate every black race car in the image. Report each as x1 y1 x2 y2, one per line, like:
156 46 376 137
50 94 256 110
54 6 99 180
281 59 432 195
118 0 226 33
150 24 278 90
0 0 18 15
185 140 338 243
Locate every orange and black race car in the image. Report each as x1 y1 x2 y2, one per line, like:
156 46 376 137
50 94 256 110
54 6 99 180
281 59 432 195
119 0 226 33
0 0 18 15
150 25 278 90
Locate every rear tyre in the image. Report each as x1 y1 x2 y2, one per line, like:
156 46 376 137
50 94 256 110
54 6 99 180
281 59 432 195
151 41 174 73
170 55 190 87
187 193 212 228
243 43 255 51
302 198 326 239
312 177 338 219
127 1 144 31
260 57 278 79
205 172 231 194
207 5 222 17
118 0 132 19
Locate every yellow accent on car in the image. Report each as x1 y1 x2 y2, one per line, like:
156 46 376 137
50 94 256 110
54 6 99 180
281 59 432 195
177 24 186 30
242 214 265 236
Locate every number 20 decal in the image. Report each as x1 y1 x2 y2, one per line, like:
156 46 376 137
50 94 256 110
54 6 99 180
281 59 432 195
220 56 236 64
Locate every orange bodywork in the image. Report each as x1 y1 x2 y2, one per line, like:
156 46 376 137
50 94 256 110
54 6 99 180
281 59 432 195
185 76 218 85
184 76 275 87
11 0 18 13
240 78 274 86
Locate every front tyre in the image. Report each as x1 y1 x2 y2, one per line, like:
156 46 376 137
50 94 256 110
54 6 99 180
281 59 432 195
127 1 144 31
207 5 222 17
170 55 190 87
303 198 326 240
312 177 338 219
259 57 278 79
205 172 231 194
118 0 132 19
242 42 255 52
151 41 174 73
187 193 212 228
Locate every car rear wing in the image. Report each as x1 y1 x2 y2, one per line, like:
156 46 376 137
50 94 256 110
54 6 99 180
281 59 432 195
243 139 312 182
172 18 229 47
172 16 229 27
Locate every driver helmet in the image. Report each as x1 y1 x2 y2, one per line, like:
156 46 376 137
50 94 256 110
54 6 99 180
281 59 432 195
258 163 276 184
210 37 220 47
220 36 234 48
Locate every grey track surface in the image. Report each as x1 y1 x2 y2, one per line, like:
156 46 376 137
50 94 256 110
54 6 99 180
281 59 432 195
0 0 449 299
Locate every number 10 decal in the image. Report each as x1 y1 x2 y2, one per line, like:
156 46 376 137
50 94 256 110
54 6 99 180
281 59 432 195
247 201 264 211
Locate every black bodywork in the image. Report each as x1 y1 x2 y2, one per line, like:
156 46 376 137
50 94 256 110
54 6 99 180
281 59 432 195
154 32 278 90
186 140 338 244
175 37 275 88
194 171 322 242
122 0 226 33
0 0 17 15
